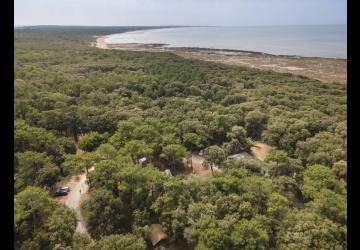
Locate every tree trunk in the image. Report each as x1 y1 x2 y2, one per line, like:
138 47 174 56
32 209 36 235
172 156 176 174
74 134 79 143
190 147 193 169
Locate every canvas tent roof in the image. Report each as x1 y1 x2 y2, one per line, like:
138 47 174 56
150 224 168 247
138 157 147 164
164 169 172 177
228 152 254 161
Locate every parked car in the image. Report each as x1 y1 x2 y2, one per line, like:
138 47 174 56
199 150 204 156
54 189 68 197
60 186 70 192
80 168 86 173
54 186 70 197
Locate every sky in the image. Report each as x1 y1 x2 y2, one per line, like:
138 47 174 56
14 0 347 27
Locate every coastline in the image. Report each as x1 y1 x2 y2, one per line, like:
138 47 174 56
94 34 347 85
94 35 110 49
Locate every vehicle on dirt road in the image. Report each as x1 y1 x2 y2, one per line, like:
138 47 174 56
60 186 70 192
54 189 68 197
54 186 70 197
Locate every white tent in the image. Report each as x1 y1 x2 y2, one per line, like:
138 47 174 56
164 169 172 177
138 157 147 165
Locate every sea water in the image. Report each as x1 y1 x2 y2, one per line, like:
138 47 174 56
105 25 346 59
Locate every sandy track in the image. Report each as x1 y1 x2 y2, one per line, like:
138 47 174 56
65 174 89 233
56 167 95 235
251 141 273 161
56 173 88 234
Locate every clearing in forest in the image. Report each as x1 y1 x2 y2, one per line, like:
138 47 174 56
178 154 221 180
251 141 273 161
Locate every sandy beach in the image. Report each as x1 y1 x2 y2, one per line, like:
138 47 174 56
95 35 347 85
94 35 110 49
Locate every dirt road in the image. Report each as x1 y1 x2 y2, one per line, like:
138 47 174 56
65 173 89 233
56 166 94 234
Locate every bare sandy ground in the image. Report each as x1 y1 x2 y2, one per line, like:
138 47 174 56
177 141 272 180
94 36 347 85
189 155 221 179
55 165 95 235
251 141 273 161
55 173 89 234
94 35 110 49
178 155 221 180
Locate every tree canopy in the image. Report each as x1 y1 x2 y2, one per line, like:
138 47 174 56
14 27 347 249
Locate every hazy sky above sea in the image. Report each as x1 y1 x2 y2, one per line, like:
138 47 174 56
15 0 346 26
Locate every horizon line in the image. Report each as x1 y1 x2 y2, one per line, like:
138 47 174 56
14 23 347 28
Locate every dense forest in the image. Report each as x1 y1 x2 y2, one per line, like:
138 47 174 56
14 26 347 250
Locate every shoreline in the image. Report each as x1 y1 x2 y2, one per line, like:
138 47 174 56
95 34 347 85
94 35 110 49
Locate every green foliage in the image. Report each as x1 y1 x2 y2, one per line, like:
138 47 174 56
226 126 247 141
267 193 289 222
179 119 209 146
15 151 60 193
109 120 137 149
183 132 204 151
277 210 346 250
61 152 97 175
14 28 347 248
302 164 345 201
46 205 79 248
196 227 232 250
133 124 161 144
265 150 303 177
14 187 77 250
296 132 346 166
121 140 154 163
161 144 188 171
58 136 77 154
94 234 147 250
14 120 73 164
263 117 312 155
78 131 109 151
204 145 226 171
221 93 247 106
224 126 252 154
332 160 347 181
308 189 347 225
86 160 168 237
95 143 118 160
245 110 268 139
83 188 127 239
230 219 269 250
72 233 93 250
152 179 196 239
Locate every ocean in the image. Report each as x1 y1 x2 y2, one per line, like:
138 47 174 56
105 25 347 59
